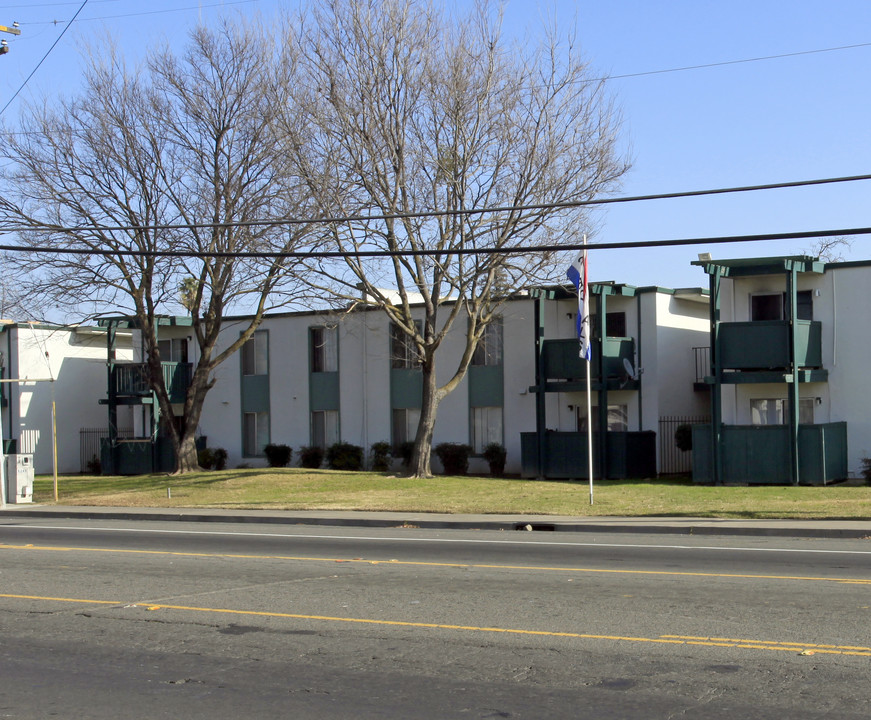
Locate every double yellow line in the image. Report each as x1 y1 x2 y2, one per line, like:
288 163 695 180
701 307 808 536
2 592 870 657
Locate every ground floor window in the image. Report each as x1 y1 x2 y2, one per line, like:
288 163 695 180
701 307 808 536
750 398 814 425
311 409 340 449
243 411 269 456
577 404 628 432
392 407 421 447
470 406 503 453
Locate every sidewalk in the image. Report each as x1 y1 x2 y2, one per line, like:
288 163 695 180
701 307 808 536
3 504 871 539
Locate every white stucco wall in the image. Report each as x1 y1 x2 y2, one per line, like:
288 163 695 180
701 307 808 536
2 324 133 474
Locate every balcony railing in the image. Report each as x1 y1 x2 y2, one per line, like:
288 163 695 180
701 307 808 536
541 337 635 382
718 320 822 370
111 362 192 403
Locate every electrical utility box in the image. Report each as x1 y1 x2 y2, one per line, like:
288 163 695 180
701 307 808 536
6 454 33 503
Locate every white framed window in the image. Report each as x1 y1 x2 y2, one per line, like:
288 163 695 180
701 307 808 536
158 337 188 363
310 326 338 373
470 406 503 453
243 411 269 456
471 317 503 367
392 407 420 446
391 322 422 369
577 404 628 432
750 398 814 425
311 409 340 449
750 291 813 321
241 331 268 376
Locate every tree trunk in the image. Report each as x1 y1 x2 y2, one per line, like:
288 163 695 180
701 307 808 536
175 432 201 474
409 358 441 478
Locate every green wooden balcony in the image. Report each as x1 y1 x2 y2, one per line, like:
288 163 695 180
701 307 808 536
111 362 192 403
541 337 635 382
719 320 822 370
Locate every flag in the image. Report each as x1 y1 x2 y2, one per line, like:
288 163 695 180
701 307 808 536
566 249 591 361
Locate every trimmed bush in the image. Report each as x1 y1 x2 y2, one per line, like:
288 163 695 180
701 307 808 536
434 442 472 476
482 442 507 476
327 442 364 471
861 458 871 486
299 445 324 469
197 447 227 470
211 448 228 471
674 424 693 452
369 441 392 472
394 440 415 469
264 443 292 468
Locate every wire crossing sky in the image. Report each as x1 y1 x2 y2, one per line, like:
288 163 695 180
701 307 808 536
0 0 869 289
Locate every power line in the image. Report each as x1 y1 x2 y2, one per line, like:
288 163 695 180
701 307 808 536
603 41 871 81
23 0 258 24
0 0 86 116
1 172 868 234
0 225 867 260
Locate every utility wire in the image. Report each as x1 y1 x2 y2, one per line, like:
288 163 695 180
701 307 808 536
0 0 87 116
0 225 867 260
604 41 871 81
1 172 868 234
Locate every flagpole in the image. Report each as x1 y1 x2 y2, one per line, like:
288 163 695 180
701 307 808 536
585 341 594 505
583 235 593 505
566 235 594 505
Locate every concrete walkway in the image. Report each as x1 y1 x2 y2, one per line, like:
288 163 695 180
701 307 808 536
3 504 871 539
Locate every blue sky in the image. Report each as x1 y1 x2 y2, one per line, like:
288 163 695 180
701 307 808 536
1 0 869 291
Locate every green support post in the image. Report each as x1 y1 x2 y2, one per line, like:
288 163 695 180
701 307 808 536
534 296 547 479
786 265 800 485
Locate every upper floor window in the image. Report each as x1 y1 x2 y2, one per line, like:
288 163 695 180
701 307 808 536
241 331 268 376
590 311 627 338
310 326 338 373
750 398 814 425
751 291 813 322
391 322 422 369
158 337 188 363
471 317 503 367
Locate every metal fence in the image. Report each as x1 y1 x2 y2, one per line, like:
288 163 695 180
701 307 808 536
658 415 709 475
79 427 133 473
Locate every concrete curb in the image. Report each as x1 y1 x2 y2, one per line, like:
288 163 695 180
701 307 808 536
3 506 871 539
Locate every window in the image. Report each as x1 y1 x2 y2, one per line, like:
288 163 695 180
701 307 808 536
243 411 269 456
589 311 627 338
310 326 338 373
158 337 188 363
750 291 813 321
472 318 503 367
241 331 268 376
311 410 339 449
750 398 814 425
391 322 421 369
577 404 628 432
470 406 503 453
392 407 421 446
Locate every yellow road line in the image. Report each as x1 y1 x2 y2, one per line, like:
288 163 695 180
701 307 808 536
3 592 870 657
2 542 870 585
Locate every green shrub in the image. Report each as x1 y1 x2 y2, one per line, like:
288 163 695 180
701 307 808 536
369 441 392 472
675 424 693 452
299 445 324 469
198 447 228 471
263 443 292 468
211 448 228 471
434 442 472 476
86 455 101 475
861 458 871 486
394 440 415 468
482 442 507 476
327 442 364 471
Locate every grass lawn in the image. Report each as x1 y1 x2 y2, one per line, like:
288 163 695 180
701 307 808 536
31 469 871 520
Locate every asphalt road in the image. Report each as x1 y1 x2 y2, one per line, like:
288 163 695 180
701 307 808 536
1 518 870 719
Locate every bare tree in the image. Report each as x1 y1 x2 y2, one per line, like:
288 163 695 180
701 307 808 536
805 236 852 262
0 20 320 473
286 0 629 476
